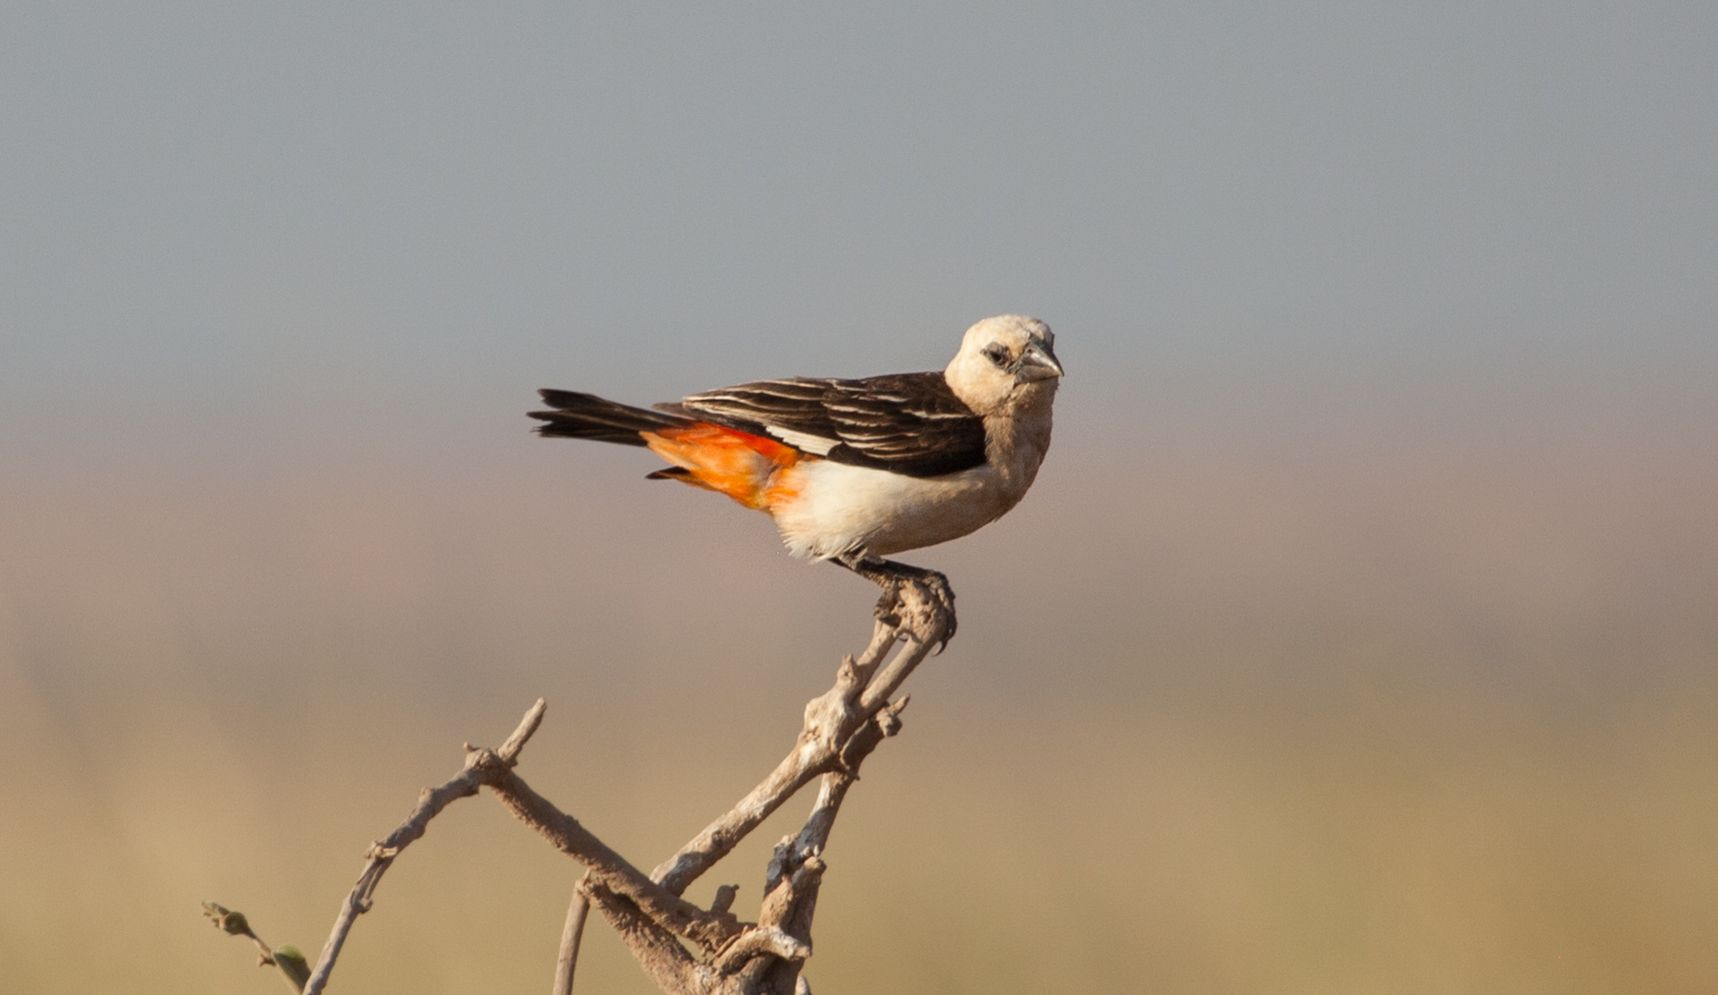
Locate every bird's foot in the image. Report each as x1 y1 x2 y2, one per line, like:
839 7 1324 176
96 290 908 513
839 555 957 652
894 569 956 653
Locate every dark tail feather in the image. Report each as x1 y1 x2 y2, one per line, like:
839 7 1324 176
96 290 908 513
529 389 688 446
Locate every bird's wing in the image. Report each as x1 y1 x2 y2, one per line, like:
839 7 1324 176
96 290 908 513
666 372 987 478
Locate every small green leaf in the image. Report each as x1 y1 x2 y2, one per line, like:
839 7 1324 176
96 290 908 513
272 945 311 991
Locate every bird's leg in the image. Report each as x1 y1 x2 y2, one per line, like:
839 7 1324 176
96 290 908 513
833 552 957 652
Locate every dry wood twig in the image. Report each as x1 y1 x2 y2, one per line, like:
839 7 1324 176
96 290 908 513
651 578 947 898
297 699 549 995
211 569 954 995
551 873 594 995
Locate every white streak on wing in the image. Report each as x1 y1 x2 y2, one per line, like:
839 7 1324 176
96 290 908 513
765 426 839 454
686 391 776 406
825 401 972 422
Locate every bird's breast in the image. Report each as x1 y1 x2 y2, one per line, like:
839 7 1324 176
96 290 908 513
768 461 1013 559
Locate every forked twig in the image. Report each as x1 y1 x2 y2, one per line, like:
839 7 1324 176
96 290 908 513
299 700 549 995
213 571 953 995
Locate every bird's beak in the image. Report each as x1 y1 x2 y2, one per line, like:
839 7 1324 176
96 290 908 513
1015 341 1064 382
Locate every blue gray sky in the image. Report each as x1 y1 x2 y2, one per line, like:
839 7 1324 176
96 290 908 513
4 2 1714 467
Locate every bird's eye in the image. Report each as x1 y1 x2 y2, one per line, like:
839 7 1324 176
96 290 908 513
983 344 1010 367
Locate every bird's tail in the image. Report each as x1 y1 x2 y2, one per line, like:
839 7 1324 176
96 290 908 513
529 389 689 446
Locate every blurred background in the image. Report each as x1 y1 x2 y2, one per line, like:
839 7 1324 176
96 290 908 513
3 3 1716 992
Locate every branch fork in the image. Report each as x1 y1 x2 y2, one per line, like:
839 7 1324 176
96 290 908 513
211 566 956 995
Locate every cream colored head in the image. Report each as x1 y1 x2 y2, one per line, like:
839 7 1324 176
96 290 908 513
943 314 1063 415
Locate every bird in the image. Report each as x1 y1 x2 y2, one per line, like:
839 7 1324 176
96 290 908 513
529 314 1063 638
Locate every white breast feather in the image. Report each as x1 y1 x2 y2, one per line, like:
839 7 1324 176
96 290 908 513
771 461 1012 559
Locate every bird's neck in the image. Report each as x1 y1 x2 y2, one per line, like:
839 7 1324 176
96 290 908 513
984 390 1055 491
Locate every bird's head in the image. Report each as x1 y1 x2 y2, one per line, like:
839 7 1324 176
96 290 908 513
944 314 1063 416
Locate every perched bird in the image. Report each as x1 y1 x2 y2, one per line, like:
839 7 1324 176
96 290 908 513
530 315 1062 625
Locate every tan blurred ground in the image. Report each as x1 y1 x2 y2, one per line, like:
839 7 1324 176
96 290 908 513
3 421 1715 993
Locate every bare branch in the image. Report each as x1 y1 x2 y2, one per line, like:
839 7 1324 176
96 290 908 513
301 699 551 993
709 884 740 916
713 924 813 974
582 882 703 995
221 570 953 995
477 755 744 951
498 697 549 761
652 586 940 899
299 760 489 994
551 872 593 995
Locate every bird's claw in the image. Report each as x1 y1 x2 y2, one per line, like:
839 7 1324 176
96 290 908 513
843 555 957 651
891 570 956 652
871 577 904 629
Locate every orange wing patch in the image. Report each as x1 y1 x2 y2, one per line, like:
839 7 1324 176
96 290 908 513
642 423 814 511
